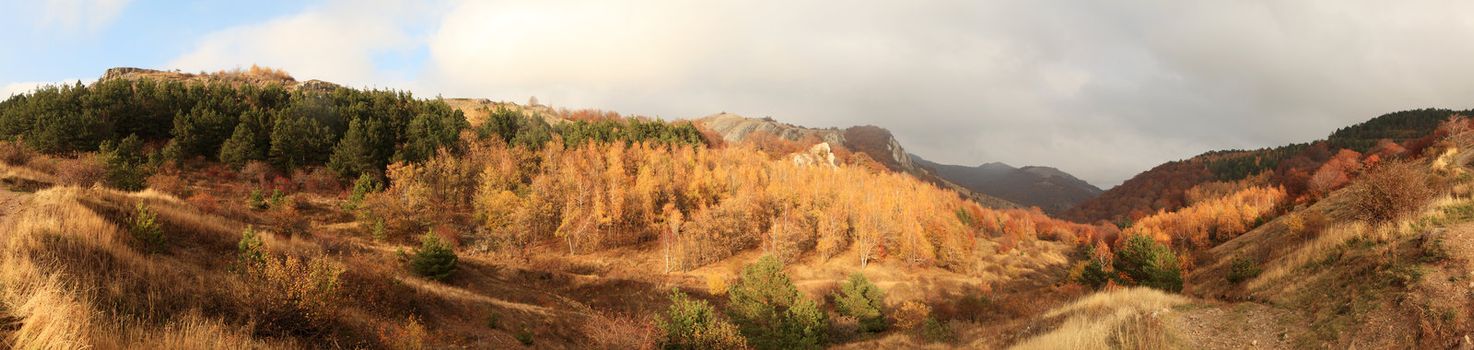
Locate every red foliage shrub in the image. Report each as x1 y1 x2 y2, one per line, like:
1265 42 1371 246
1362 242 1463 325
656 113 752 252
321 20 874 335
55 154 105 187
146 172 191 197
1348 160 1436 223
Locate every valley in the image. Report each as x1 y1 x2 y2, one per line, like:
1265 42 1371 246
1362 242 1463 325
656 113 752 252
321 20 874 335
1 67 1472 349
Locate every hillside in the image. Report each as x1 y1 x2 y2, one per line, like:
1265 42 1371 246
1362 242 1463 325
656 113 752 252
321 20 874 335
913 157 1102 215
1065 108 1472 224
0 67 1113 349
695 113 1021 210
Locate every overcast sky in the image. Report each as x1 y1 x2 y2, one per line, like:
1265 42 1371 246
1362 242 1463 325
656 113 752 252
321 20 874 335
5 1 1474 187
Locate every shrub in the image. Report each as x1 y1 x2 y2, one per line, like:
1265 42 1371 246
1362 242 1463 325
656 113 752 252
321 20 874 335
250 255 345 334
378 315 430 350
706 274 730 296
920 318 954 343
344 173 381 210
583 312 658 350
833 273 886 333
99 134 152 191
0 139 32 166
828 315 860 342
56 154 106 187
185 192 220 215
515 327 535 347
410 232 458 281
1284 211 1328 241
238 225 266 268
269 189 286 208
241 161 273 187
1076 258 1113 290
1227 256 1261 284
727 256 827 350
1348 160 1435 223
146 172 190 197
248 189 268 210
892 301 930 331
129 203 165 252
659 289 748 350
1113 234 1183 292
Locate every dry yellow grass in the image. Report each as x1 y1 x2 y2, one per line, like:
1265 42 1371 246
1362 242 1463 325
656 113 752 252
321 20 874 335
1009 287 1189 350
1246 221 1367 292
0 187 277 349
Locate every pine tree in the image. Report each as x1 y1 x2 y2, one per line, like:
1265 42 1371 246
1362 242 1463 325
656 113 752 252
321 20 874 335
219 109 271 169
396 104 467 163
834 273 887 332
100 134 151 191
329 117 393 179
1114 234 1183 292
727 255 827 350
410 232 458 281
165 105 236 161
269 112 333 171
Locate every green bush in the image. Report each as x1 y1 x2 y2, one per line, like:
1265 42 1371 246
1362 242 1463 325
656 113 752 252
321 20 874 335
1077 257 1113 290
269 189 286 208
727 255 827 350
248 189 267 210
1113 234 1183 292
343 173 381 210
129 203 165 252
515 327 535 346
658 289 749 350
1227 256 1261 284
100 134 152 191
833 273 886 333
920 317 954 343
410 232 458 281
238 225 266 268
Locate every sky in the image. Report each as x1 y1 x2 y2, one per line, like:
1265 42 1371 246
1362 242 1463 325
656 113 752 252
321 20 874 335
5 1 1474 187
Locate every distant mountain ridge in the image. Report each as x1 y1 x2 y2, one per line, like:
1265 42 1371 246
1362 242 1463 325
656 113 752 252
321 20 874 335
913 157 1103 215
694 113 1022 209
1064 107 1474 223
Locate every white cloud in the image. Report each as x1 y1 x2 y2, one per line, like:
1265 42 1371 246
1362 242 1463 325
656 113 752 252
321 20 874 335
36 0 130 32
417 1 1474 187
162 0 1474 187
166 0 437 89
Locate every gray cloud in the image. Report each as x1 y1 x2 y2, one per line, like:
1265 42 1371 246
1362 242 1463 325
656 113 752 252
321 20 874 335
171 0 1474 187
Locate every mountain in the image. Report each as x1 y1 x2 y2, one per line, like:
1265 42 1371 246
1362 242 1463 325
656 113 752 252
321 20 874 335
695 112 1021 209
912 157 1102 215
1065 107 1473 224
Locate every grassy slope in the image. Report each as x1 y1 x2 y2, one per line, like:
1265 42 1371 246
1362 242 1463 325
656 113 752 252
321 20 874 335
0 151 1082 348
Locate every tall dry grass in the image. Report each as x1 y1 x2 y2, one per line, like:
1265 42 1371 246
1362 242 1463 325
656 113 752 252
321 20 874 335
0 187 273 349
1009 287 1188 350
1246 221 1368 292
